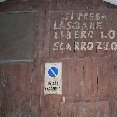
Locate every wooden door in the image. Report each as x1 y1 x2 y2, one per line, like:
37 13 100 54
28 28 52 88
0 0 117 117
39 1 117 117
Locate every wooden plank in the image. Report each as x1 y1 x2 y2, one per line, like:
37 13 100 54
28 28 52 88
0 99 14 117
98 57 111 100
63 57 98 102
61 101 110 117
0 63 33 117
84 57 97 101
62 59 72 102
109 55 117 117
86 101 110 117
40 95 62 117
31 3 46 116
40 59 62 117
68 58 84 101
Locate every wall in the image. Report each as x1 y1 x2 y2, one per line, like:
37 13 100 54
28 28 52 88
0 0 117 117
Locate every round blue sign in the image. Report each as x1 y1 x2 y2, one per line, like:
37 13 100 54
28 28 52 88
48 67 58 78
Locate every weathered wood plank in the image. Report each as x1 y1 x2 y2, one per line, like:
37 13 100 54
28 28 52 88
68 58 84 101
61 101 110 117
0 63 33 117
84 57 97 101
98 57 111 100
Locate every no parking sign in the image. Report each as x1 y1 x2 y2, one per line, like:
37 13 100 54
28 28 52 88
44 63 62 95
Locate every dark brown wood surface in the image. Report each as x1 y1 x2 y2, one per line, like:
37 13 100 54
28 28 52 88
0 0 117 117
0 63 34 116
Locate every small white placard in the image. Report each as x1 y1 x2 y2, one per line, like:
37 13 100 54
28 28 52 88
44 63 62 95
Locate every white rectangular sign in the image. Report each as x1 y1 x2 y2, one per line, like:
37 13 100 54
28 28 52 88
44 63 62 95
